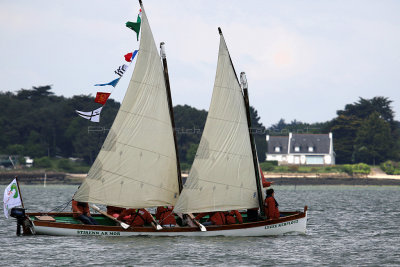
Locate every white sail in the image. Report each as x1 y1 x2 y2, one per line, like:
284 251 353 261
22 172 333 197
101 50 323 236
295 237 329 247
174 32 259 214
74 5 179 208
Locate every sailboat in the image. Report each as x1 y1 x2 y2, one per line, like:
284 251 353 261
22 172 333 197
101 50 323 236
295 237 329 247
10 0 307 237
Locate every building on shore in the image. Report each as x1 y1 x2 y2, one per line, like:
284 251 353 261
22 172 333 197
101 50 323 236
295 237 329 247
265 133 335 165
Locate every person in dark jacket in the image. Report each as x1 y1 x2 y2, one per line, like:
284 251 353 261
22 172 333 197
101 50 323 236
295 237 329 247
72 200 98 225
264 188 280 219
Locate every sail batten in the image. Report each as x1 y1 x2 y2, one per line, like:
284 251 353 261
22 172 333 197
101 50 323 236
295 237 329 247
174 32 259 214
73 5 179 208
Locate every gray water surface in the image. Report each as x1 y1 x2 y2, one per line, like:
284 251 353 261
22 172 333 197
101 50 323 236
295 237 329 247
1 185 399 266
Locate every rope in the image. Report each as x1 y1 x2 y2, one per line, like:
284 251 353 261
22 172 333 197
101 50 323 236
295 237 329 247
46 199 72 213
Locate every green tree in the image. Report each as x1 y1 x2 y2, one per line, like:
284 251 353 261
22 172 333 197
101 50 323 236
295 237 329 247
34 156 52 168
174 105 207 165
329 115 362 164
186 143 198 164
354 112 394 165
330 96 399 164
337 97 394 126
249 106 268 161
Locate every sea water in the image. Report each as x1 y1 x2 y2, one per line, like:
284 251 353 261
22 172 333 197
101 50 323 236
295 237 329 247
1 185 399 266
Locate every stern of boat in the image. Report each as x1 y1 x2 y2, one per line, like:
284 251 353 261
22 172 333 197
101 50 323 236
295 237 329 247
10 208 35 236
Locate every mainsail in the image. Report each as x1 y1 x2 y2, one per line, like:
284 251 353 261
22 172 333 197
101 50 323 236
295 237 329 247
174 30 259 214
74 4 179 208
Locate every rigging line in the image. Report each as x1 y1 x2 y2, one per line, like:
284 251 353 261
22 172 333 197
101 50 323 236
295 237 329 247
157 208 174 225
46 199 72 213
108 60 134 96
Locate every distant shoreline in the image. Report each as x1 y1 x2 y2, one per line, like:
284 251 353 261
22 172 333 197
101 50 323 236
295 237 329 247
1 171 400 186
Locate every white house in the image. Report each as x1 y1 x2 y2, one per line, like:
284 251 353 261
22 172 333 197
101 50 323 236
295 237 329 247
265 133 335 165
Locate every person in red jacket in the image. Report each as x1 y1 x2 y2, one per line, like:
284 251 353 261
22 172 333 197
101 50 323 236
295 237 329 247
156 206 177 227
72 200 98 225
225 210 243 224
195 211 226 226
106 206 126 218
247 167 274 222
117 208 153 227
264 189 280 220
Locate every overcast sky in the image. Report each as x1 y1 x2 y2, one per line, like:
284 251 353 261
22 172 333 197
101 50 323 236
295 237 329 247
1 0 399 127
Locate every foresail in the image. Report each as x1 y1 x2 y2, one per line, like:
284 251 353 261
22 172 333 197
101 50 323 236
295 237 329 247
74 5 179 208
174 33 259 214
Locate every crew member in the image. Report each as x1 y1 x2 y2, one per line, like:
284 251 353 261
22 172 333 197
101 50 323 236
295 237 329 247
195 211 226 226
117 208 153 227
72 200 99 225
247 167 274 221
225 210 243 224
264 188 280 219
107 206 126 218
156 206 177 227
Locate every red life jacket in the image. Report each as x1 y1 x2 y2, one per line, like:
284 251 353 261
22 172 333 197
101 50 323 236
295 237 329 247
118 209 153 226
264 196 280 219
106 206 125 218
156 206 176 226
72 200 90 218
209 212 226 225
225 210 243 224
195 212 226 225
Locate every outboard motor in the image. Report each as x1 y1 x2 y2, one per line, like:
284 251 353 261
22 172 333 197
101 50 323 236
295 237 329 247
10 207 34 235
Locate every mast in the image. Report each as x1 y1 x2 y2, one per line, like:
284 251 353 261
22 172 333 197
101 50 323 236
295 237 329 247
160 42 183 193
15 176 24 208
240 72 265 216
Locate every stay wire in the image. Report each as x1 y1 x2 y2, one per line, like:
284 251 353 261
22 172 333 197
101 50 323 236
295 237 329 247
47 199 72 213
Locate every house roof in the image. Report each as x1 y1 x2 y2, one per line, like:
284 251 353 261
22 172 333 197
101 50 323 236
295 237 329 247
267 133 331 155
290 134 330 154
267 136 289 154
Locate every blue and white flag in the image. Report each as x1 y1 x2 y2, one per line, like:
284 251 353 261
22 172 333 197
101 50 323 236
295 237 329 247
95 77 121 88
76 106 103 123
3 178 22 218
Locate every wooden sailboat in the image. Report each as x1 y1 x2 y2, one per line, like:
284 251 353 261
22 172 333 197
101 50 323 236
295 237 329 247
12 1 307 237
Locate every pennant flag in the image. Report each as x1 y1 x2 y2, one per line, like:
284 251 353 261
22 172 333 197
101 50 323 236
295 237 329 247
126 9 142 40
95 77 121 88
95 92 111 105
124 50 138 62
76 106 103 123
3 178 22 218
114 64 128 77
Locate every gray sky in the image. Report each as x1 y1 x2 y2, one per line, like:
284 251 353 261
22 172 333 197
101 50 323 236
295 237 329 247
1 0 399 127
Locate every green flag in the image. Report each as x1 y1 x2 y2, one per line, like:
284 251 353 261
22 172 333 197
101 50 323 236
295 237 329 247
126 14 141 41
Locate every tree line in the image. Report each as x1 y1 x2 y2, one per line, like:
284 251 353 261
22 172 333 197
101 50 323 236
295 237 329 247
0 86 399 168
269 96 400 164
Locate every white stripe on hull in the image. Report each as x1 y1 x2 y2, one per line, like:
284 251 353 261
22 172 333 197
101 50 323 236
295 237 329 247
33 213 307 237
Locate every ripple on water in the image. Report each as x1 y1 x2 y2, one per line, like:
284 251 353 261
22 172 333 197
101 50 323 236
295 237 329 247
1 185 400 266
